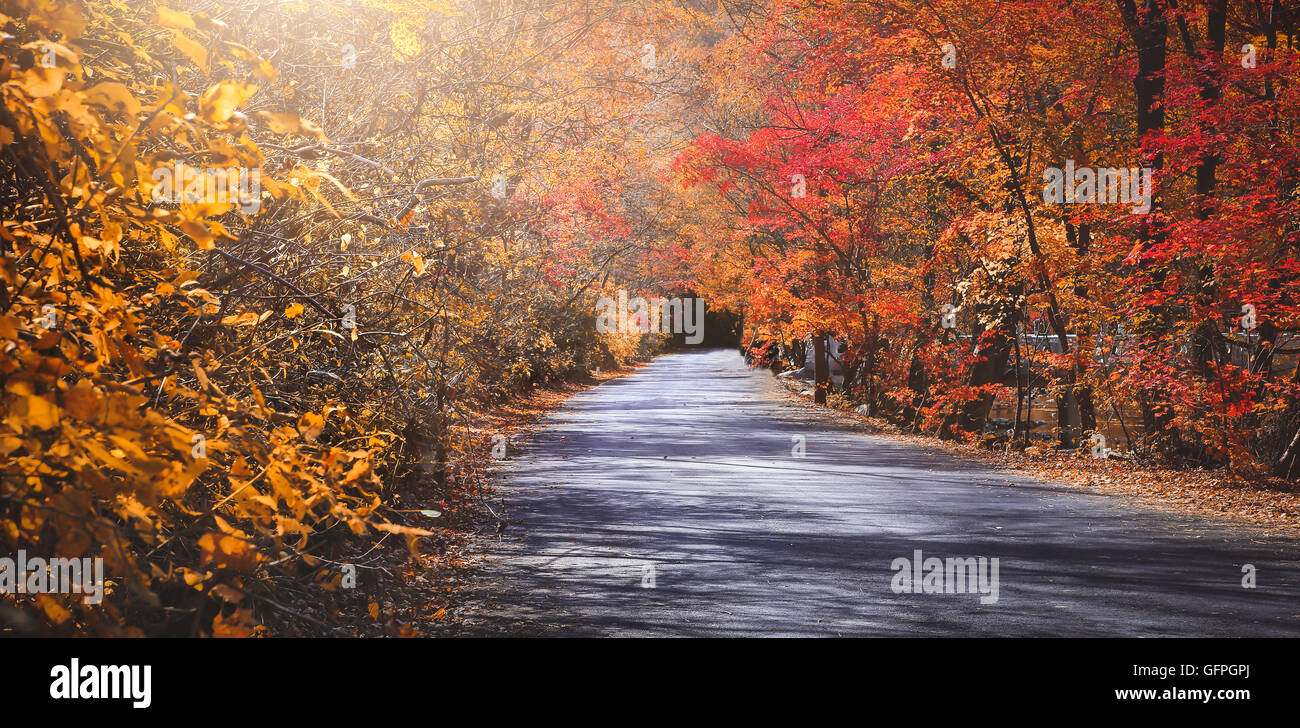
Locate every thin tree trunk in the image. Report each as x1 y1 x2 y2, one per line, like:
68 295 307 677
1013 324 1025 448
813 334 829 405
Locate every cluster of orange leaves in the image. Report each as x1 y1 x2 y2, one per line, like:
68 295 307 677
0 0 428 634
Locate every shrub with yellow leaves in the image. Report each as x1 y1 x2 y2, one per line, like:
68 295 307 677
1 0 683 634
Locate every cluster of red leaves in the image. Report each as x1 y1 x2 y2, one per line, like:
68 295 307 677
676 0 1300 476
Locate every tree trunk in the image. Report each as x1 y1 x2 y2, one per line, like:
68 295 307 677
1117 0 1171 446
1188 2 1229 392
813 334 829 405
957 332 1014 435
903 243 938 426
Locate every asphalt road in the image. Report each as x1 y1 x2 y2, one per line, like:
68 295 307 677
466 348 1300 636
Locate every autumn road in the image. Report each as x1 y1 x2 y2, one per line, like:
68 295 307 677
466 348 1300 636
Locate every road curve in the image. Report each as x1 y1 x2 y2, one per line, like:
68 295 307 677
465 348 1300 636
